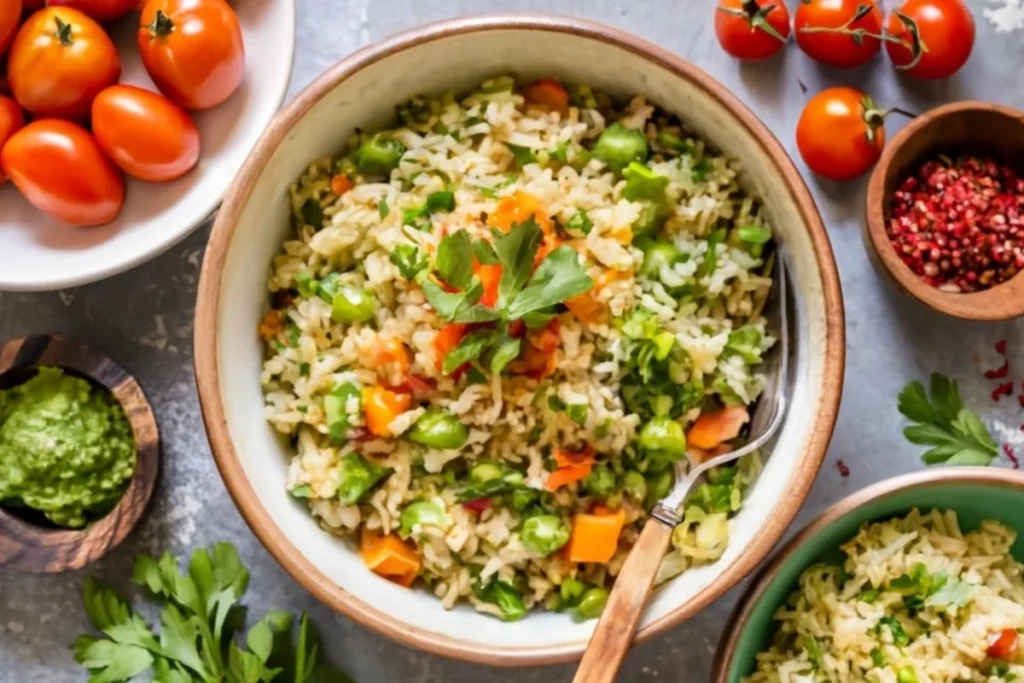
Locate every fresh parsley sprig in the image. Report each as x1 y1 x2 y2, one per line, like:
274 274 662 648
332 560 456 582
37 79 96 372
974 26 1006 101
73 543 354 683
897 373 999 466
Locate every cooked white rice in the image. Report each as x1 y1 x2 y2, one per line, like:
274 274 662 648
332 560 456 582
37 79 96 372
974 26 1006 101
259 76 775 620
746 508 1024 683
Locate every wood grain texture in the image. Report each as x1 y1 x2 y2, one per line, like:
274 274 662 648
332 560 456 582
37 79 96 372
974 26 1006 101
865 101 1024 321
573 520 675 683
0 335 160 573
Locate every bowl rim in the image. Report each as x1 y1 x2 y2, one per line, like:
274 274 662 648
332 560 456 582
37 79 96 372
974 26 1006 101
194 12 846 666
710 466 1024 681
863 100 1024 321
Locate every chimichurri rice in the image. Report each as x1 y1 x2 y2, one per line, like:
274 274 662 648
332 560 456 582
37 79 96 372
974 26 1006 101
260 76 775 621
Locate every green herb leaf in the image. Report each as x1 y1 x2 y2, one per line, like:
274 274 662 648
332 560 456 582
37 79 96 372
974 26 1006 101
925 576 974 608
301 199 323 229
426 191 456 213
435 231 474 290
490 334 522 375
801 635 824 671
876 616 910 646
493 218 543 307
443 329 496 375
697 228 726 280
72 635 155 683
473 239 500 265
378 197 390 218
507 144 537 168
506 245 593 319
565 210 593 236
897 374 998 467
474 580 527 622
390 244 427 280
420 277 500 323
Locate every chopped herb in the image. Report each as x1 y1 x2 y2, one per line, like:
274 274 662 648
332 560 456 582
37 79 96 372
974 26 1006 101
300 199 323 228
379 197 390 218
697 228 726 280
548 395 567 412
858 588 880 603
299 362 311 377
801 635 824 671
897 373 999 466
565 210 593 236
289 484 313 499
426 190 456 213
474 580 526 622
295 270 317 298
466 367 488 384
490 333 521 375
876 616 910 646
566 403 588 425
870 647 886 668
691 158 711 182
390 244 428 280
443 329 496 375
507 144 537 169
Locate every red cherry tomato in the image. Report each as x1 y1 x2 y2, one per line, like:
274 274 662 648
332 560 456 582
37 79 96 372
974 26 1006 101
795 0 885 68
24 0 45 8
987 629 1019 661
714 0 791 61
886 0 975 79
137 0 245 110
0 95 25 182
47 0 141 23
1 119 125 226
91 84 200 182
796 87 887 182
7 7 121 119
0 0 21 57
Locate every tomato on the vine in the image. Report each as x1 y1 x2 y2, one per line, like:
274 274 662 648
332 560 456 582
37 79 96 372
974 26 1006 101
795 0 885 68
796 87 889 182
0 96 25 183
7 7 121 119
92 84 200 182
886 0 975 79
137 0 245 110
1 119 125 226
714 0 791 61
48 0 142 23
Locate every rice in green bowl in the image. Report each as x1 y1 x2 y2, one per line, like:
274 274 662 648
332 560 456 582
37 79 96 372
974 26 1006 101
259 76 775 621
746 508 1024 682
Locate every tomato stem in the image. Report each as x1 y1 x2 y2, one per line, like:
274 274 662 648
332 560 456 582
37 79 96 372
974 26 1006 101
53 17 74 46
859 96 917 145
892 10 927 71
797 3 905 47
144 9 176 38
718 1 789 44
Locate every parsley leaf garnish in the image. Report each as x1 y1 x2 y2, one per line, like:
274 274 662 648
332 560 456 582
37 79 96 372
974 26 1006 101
897 373 999 466
505 245 593 319
74 544 353 683
435 230 474 290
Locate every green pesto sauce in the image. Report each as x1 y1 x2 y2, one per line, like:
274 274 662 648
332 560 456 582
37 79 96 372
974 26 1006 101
0 366 136 528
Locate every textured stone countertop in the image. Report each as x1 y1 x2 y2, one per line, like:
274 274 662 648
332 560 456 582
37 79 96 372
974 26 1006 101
2 1 1024 681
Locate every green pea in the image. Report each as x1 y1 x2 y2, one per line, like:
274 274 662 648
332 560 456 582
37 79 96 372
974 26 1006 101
897 667 918 683
354 134 406 175
560 578 586 603
399 500 448 536
575 587 609 620
503 470 525 485
623 471 647 502
584 465 617 497
520 514 570 556
336 453 391 505
331 284 375 323
639 416 687 458
592 123 649 172
640 239 683 278
511 488 539 511
408 409 469 449
645 469 674 508
470 461 503 483
565 210 593 236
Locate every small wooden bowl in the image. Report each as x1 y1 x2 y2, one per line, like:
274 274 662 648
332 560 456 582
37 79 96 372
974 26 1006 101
0 335 159 573
864 101 1024 321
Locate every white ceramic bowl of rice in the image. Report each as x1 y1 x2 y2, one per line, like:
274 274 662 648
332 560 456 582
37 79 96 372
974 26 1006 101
194 14 845 665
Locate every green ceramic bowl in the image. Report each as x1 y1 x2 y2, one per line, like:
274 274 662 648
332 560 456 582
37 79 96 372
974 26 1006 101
711 467 1024 682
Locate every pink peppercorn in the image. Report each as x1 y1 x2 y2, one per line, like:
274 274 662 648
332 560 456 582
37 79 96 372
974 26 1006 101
886 156 1024 293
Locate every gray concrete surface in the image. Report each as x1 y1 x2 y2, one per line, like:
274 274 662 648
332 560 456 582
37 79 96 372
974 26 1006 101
2 1 1024 680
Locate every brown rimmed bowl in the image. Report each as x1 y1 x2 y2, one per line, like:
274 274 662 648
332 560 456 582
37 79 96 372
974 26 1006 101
711 467 1024 682
194 14 845 666
865 101 1024 321
0 335 159 573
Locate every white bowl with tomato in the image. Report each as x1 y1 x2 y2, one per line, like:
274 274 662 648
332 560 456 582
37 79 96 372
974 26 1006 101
0 0 295 292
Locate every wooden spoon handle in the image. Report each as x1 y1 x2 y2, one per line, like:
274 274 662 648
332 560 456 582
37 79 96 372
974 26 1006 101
572 519 675 683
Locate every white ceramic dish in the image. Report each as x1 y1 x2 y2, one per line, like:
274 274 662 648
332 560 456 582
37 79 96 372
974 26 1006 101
195 14 846 666
0 0 296 292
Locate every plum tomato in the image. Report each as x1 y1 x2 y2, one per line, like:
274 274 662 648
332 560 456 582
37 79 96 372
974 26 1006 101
0 0 21 58
886 0 975 79
0 95 25 183
92 84 201 182
137 0 245 110
714 0 791 61
796 87 888 182
1 119 126 226
795 0 885 69
7 7 121 119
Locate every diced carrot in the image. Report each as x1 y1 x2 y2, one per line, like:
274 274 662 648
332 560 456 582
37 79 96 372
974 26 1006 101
545 465 592 492
390 373 436 397
686 406 750 450
331 174 354 196
564 269 628 325
565 508 626 564
610 226 633 244
360 528 421 587
363 385 412 437
433 323 469 372
257 309 285 341
473 261 503 308
530 318 561 354
489 191 553 234
373 337 410 374
522 78 570 114
532 235 561 270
